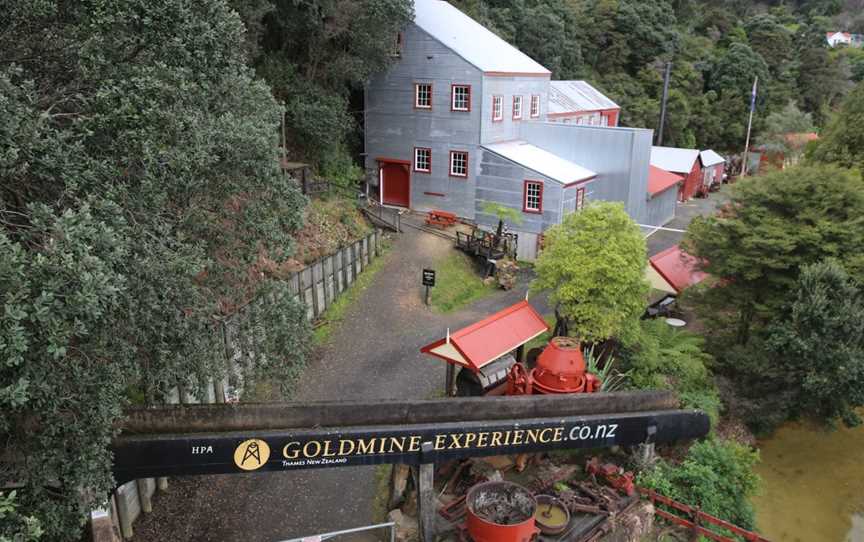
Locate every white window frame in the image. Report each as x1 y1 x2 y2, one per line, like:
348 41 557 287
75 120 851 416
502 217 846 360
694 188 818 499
530 95 540 118
449 151 468 178
524 180 543 213
415 83 432 109
451 85 471 112
492 95 503 122
513 95 523 120
575 187 585 210
414 147 431 173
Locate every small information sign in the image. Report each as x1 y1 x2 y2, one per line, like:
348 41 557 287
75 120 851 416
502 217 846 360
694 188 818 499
422 269 436 287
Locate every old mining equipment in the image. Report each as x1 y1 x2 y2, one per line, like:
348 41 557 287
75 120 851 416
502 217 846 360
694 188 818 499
507 336 601 396
420 301 602 397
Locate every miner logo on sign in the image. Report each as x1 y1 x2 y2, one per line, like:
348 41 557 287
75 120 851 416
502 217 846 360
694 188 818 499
233 439 270 471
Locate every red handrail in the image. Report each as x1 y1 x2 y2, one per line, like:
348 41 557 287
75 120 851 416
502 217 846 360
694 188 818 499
638 487 770 542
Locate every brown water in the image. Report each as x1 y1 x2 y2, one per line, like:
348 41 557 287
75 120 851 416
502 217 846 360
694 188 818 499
753 419 864 542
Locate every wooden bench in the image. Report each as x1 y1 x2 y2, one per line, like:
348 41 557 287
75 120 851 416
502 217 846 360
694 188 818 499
425 210 458 229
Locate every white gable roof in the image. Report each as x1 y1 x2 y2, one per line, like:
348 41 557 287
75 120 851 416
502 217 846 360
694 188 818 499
548 81 619 114
483 141 596 185
700 150 725 167
650 146 701 174
413 0 550 75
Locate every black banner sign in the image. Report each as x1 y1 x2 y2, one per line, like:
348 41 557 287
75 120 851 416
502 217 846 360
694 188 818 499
112 409 708 484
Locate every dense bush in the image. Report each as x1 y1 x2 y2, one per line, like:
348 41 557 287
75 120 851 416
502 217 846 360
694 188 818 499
621 320 721 423
638 438 761 532
1 1 309 538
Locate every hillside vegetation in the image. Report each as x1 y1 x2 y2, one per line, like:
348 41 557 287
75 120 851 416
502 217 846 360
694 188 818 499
450 0 863 152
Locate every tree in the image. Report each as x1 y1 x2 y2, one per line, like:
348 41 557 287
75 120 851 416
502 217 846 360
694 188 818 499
757 101 815 164
1 1 309 537
808 81 864 170
765 260 864 427
532 202 649 342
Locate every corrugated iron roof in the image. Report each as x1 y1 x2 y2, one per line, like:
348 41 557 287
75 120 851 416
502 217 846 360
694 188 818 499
414 0 550 75
648 165 683 196
699 150 725 167
649 245 708 294
650 146 700 174
420 300 549 372
548 81 619 114
483 141 596 185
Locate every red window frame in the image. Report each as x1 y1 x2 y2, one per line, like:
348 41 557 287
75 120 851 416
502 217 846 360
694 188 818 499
575 187 585 210
413 147 432 173
530 95 540 118
523 180 543 214
414 83 432 110
449 150 469 178
451 84 472 112
492 95 503 122
513 95 523 120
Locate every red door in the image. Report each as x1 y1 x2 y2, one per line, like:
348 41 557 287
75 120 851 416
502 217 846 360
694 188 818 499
381 162 410 208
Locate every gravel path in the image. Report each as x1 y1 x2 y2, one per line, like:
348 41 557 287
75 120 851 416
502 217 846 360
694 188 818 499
131 226 528 542
130 190 727 541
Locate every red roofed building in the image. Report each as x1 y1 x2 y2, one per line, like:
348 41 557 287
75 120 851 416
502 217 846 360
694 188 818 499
648 165 683 197
647 245 708 295
421 300 548 372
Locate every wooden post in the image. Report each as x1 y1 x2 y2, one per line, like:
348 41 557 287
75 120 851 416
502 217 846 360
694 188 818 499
418 442 436 542
445 364 455 397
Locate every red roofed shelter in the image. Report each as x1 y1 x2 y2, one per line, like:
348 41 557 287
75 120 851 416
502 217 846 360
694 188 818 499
647 165 683 198
421 300 549 395
647 245 708 294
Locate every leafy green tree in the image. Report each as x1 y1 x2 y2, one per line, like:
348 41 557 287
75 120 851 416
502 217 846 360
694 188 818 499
757 101 815 163
683 165 864 346
532 202 649 342
252 0 413 167
765 260 864 427
1 1 309 537
638 439 761 532
809 82 864 169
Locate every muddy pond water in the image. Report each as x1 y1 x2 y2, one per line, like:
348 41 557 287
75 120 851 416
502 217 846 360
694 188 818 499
753 418 864 542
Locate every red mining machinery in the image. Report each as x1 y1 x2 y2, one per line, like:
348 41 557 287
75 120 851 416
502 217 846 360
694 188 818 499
421 301 602 397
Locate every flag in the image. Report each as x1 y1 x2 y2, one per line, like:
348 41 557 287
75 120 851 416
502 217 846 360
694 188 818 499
749 76 758 112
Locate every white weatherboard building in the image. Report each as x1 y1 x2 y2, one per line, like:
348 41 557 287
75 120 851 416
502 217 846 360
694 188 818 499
364 0 670 259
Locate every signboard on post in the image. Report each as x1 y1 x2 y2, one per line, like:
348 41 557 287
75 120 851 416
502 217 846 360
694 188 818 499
422 269 435 305
422 269 435 287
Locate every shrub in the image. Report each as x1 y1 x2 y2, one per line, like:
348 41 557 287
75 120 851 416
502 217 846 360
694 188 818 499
638 439 761 532
622 320 721 423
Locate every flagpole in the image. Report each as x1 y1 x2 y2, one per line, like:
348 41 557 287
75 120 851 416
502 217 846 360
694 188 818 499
741 75 758 177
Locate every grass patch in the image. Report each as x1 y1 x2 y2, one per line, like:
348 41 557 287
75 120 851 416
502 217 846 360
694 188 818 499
430 251 497 313
312 239 392 346
372 464 394 523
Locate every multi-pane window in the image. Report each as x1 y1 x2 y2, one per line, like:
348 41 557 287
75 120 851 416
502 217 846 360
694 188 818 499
513 95 523 120
524 180 543 213
575 187 585 210
492 95 503 121
415 83 432 109
450 151 468 178
451 85 471 111
530 95 540 118
414 147 431 173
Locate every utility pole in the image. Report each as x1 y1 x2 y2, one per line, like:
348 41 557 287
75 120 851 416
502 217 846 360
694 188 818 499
656 61 672 146
741 76 758 177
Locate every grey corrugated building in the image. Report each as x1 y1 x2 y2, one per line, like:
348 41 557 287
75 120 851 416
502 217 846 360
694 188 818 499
364 0 669 259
